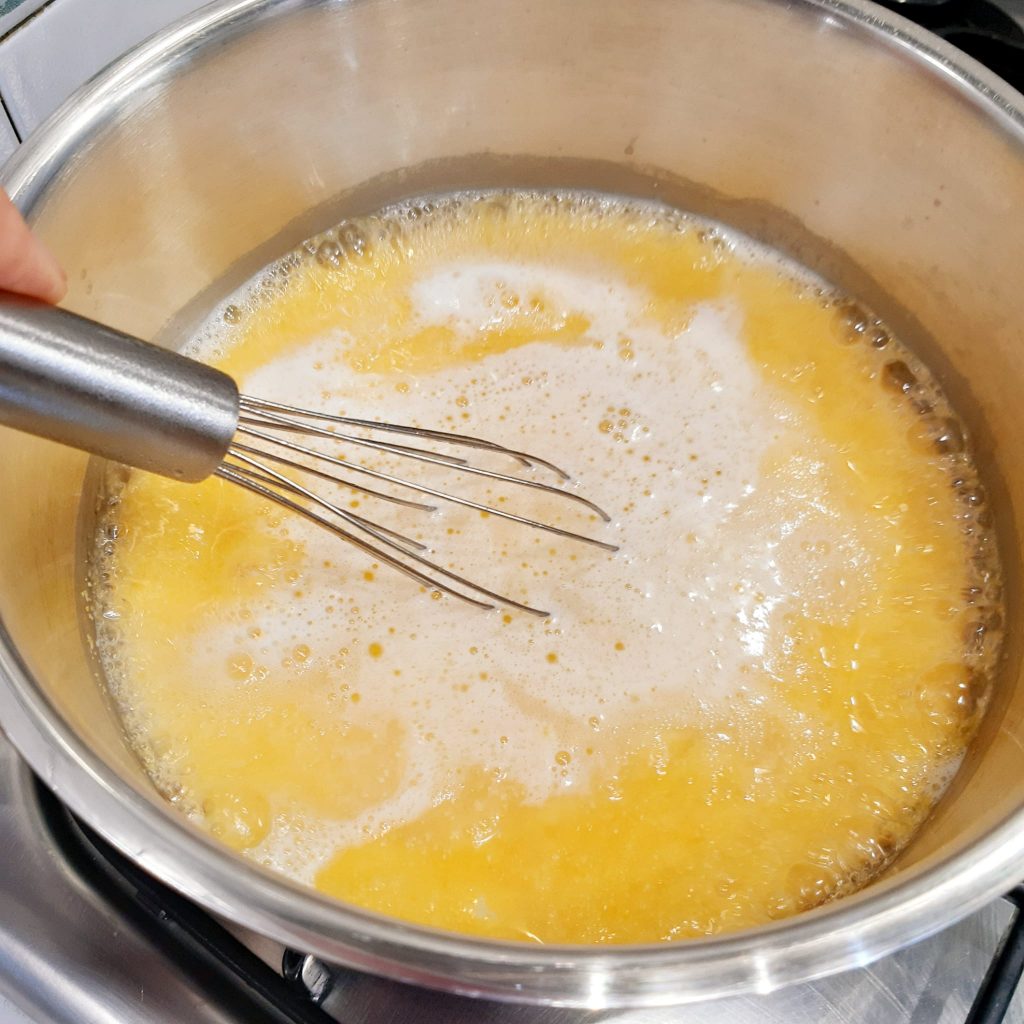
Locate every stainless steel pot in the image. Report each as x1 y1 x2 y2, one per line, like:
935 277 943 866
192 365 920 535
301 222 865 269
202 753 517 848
1 0 1023 1007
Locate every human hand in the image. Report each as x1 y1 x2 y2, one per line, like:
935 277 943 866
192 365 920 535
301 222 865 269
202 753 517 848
0 188 66 303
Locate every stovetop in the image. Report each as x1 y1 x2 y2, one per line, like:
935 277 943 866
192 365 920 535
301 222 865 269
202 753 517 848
3 2 1024 1022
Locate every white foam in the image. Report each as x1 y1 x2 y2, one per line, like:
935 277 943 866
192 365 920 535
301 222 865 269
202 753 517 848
161 254 857 879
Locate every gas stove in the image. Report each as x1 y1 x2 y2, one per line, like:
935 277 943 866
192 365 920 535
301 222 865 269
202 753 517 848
2 2 1024 1022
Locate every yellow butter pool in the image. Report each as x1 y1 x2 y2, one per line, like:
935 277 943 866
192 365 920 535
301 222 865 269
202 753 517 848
93 191 1002 943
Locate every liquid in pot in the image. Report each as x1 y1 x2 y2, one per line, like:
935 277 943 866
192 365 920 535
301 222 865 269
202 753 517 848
90 191 1004 943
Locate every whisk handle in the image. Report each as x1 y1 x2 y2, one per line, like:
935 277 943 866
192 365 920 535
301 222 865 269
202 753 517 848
0 293 239 482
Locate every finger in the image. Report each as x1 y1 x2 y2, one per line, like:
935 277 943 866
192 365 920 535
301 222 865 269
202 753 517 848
0 189 66 303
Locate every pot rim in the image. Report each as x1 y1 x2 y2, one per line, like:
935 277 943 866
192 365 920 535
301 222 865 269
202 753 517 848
2 0 1024 1007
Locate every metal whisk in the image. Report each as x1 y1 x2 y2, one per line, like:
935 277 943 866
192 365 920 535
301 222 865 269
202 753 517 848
0 294 616 616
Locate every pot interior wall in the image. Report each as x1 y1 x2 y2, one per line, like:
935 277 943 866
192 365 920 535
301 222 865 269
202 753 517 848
1 0 1023 915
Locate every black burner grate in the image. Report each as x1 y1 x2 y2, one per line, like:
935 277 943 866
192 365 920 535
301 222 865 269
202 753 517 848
967 887 1024 1024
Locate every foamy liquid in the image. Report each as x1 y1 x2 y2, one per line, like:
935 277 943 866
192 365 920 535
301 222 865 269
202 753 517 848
91 191 1003 939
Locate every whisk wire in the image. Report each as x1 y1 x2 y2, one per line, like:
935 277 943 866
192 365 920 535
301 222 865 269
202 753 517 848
240 406 471 467
234 424 618 550
223 394 619 614
218 464 502 612
239 404 598 508
230 440 437 512
239 395 568 479
218 458 554 617
225 451 428 552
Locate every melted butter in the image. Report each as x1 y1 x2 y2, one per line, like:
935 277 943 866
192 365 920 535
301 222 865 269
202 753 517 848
93 191 1000 944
